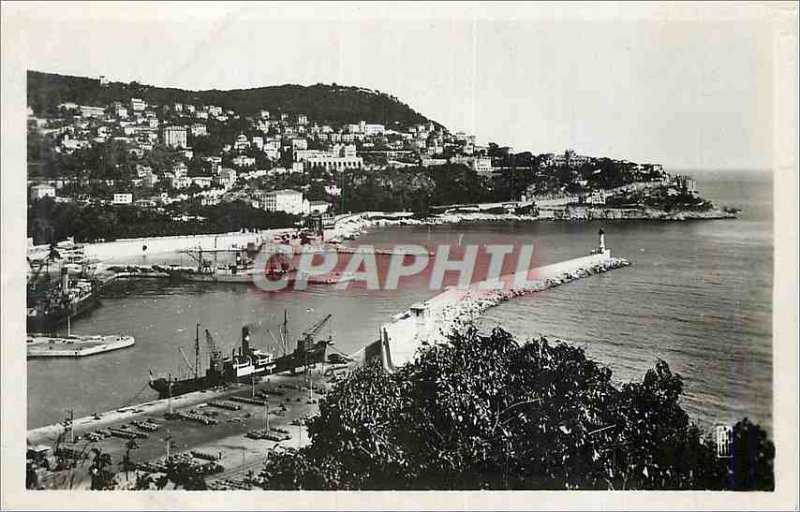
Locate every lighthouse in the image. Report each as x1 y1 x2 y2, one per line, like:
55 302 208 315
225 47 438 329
596 228 610 257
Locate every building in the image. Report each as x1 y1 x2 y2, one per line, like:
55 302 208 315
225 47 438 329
549 150 591 168
304 155 363 172
79 105 105 118
190 123 208 137
297 114 308 125
204 156 222 174
30 184 56 201
309 200 331 215
421 158 448 167
262 189 308 215
232 155 256 167
234 134 250 151
337 144 357 158
585 190 607 205
143 173 159 188
163 126 188 148
57 102 79 112
216 168 237 189
363 123 385 136
294 149 329 162
675 175 698 193
111 103 129 118
291 138 308 151
130 98 146 112
472 156 493 178
200 190 223 206
172 162 188 178
112 193 133 205
189 176 213 189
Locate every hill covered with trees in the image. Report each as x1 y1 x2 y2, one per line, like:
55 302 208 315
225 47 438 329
27 71 439 129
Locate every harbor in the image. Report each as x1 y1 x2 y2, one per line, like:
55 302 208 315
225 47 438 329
26 232 631 489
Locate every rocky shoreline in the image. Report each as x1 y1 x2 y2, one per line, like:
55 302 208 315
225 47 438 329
330 206 738 240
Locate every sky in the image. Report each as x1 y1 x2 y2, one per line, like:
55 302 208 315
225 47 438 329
3 1 788 170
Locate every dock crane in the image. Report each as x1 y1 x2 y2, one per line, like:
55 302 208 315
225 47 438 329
178 324 202 379
205 328 224 381
299 314 332 352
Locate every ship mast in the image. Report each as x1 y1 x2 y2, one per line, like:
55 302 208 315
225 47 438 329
194 323 200 380
283 310 289 356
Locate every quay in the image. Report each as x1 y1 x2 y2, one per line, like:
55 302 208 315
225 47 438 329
27 334 135 358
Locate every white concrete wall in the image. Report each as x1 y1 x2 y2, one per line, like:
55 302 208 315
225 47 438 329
30 229 296 261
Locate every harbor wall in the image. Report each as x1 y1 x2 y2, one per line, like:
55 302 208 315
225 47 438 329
30 229 296 261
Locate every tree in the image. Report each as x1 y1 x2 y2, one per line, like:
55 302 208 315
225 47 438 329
164 459 208 490
120 439 139 482
259 328 774 490
88 448 117 490
723 418 775 491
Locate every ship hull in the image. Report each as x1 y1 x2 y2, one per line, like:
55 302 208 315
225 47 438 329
26 293 100 333
149 362 277 399
274 341 329 374
149 376 211 399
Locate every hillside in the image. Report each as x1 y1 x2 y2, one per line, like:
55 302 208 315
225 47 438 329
27 70 440 129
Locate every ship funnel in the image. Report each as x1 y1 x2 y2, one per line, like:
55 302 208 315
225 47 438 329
241 326 250 354
61 267 69 295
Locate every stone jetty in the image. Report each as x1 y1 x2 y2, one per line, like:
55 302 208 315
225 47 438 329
359 250 630 371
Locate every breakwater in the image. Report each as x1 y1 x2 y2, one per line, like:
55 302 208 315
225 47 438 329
359 251 630 370
27 334 135 358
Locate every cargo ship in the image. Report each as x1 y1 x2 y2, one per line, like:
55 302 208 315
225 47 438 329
26 268 99 333
148 314 333 399
159 247 355 286
161 246 292 284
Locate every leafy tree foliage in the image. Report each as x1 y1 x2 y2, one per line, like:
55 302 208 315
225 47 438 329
28 71 436 129
28 197 297 244
260 328 774 490
88 448 117 490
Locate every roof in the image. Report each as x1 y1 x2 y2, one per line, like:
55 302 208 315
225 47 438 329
266 189 302 196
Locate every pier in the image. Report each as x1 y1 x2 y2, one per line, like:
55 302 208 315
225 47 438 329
27 334 135 358
358 247 629 371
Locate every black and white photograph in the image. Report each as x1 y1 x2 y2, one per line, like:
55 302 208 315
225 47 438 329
1 2 797 510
